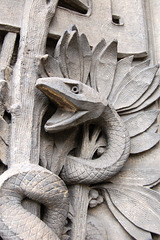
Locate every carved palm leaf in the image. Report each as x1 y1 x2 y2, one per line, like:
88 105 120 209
90 41 160 155
88 203 152 240
99 184 160 237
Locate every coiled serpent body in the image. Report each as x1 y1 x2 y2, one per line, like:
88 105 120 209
0 164 69 240
60 104 130 184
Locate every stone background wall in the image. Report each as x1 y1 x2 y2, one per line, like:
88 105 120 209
0 1 160 239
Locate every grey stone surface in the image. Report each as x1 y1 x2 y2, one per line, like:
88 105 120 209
0 1 159 240
0 0 147 57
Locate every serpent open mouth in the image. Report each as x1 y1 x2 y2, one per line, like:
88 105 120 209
37 84 78 112
36 81 88 132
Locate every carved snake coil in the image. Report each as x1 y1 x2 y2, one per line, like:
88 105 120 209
35 78 130 186
60 104 130 184
0 165 69 240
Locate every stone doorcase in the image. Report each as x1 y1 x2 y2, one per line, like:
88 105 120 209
0 1 160 239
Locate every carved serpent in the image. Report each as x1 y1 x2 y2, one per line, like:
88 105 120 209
0 77 130 240
0 164 69 240
61 105 130 184
36 77 130 184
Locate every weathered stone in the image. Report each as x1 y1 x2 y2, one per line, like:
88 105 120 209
0 0 147 57
0 1 160 240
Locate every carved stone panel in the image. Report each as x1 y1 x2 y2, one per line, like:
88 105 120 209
0 1 160 240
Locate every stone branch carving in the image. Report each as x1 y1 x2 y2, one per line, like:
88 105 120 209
0 1 160 239
10 0 59 167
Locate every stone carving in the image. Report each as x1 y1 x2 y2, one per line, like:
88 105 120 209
36 26 160 239
0 1 159 240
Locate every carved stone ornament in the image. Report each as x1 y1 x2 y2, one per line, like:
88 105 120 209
0 1 160 240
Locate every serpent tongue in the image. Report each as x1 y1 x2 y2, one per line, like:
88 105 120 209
45 108 87 133
46 108 75 126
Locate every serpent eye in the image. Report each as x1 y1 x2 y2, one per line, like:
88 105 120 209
71 85 79 94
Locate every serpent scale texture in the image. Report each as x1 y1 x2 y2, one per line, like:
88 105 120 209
61 104 130 184
0 165 69 240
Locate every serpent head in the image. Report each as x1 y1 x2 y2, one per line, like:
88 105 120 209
36 77 106 132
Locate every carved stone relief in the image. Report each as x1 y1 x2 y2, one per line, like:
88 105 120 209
0 1 160 240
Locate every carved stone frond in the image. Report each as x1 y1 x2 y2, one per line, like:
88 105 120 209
87 204 135 240
40 127 77 174
90 40 118 98
100 183 160 236
103 190 152 240
44 25 92 84
112 65 159 110
110 167 160 187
